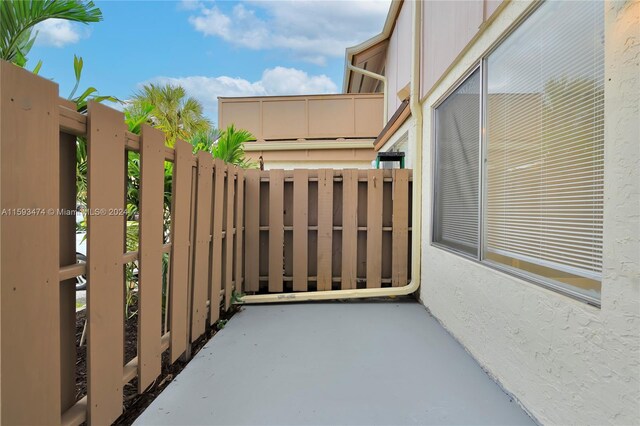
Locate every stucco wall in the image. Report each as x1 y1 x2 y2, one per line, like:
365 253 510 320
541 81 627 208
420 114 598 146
419 1 640 425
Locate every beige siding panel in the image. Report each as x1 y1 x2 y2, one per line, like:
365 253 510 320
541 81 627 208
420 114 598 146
485 0 502 20
366 170 384 288
220 101 261 140
225 167 236 310
355 98 384 136
86 101 126 425
342 170 358 289
210 159 225 324
269 170 285 292
392 169 410 286
421 0 483 96
244 170 260 292
263 100 306 139
0 63 61 425
169 139 192 362
317 170 334 291
308 98 354 137
293 170 309 291
191 152 213 340
137 125 166 392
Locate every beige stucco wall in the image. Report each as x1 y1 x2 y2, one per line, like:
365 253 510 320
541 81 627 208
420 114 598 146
418 1 640 425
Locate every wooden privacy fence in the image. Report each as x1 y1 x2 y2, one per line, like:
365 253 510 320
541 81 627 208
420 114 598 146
0 62 244 426
0 61 412 426
243 169 412 294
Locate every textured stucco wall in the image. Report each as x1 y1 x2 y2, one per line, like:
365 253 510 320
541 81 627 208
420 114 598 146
419 1 640 424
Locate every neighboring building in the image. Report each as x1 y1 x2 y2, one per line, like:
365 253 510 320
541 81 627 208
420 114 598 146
218 93 383 169
220 1 640 424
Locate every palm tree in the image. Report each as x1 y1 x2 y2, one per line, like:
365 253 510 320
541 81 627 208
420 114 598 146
1 0 102 66
212 125 256 168
129 83 211 147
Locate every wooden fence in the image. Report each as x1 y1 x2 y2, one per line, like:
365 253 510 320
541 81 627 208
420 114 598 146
0 61 412 425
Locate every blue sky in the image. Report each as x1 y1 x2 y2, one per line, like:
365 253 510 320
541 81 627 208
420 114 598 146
29 0 390 124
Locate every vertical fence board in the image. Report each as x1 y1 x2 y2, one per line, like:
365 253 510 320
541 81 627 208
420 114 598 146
209 159 225 324
60 132 77 414
366 170 384 288
235 169 245 296
392 169 410 287
317 170 333 291
293 170 309 291
269 170 284 292
137 125 166 391
341 170 358 289
86 101 126 425
169 139 192 362
244 170 260 292
0 63 61 425
190 152 213 341
225 168 236 310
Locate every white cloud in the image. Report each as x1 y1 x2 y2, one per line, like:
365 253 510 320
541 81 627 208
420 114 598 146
147 66 338 124
34 19 85 47
187 0 391 65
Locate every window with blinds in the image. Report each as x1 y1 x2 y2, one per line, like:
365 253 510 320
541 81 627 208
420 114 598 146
433 69 480 256
484 0 604 298
431 0 604 302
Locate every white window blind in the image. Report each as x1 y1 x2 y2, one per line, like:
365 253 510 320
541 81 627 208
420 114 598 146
485 0 604 283
433 69 480 256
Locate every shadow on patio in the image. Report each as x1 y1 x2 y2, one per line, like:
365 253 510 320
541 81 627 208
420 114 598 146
135 301 535 425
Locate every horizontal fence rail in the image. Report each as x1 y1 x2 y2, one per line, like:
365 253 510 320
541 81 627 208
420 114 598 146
0 61 413 425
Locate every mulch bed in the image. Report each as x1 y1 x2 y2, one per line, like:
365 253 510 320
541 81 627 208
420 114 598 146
74 305 240 425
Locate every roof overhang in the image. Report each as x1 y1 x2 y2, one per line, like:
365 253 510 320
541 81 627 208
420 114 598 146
342 0 403 93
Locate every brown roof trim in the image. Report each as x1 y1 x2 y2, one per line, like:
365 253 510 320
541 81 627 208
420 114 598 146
373 100 411 152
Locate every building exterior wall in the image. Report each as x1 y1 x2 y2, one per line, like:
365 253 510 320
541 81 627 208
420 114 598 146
385 1 412 121
418 2 639 425
375 116 415 169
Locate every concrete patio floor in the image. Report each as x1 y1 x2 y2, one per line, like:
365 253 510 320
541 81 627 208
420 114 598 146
135 301 535 425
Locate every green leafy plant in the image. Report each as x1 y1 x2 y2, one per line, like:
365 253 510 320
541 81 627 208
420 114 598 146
1 0 102 65
68 55 120 112
212 125 257 168
231 291 246 305
216 319 228 329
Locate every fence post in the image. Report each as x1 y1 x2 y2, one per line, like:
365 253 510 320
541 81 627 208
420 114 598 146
86 101 126 425
137 124 166 392
0 60 62 425
169 139 192 362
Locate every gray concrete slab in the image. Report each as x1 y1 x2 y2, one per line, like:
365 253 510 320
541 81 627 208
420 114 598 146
135 302 535 426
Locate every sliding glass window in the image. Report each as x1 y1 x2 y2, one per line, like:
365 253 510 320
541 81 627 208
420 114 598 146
432 0 604 303
433 69 480 257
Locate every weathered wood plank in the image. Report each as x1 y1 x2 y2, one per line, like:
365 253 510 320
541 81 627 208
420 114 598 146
169 139 192 362
225 167 236 310
341 170 358 289
0 62 61 425
367 170 384 288
87 101 126 425
392 169 410 287
209 159 225 325
191 152 213 341
137 124 166 391
235 168 245 295
317 169 333 291
293 169 309 291
269 169 284 292
243 170 260 292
